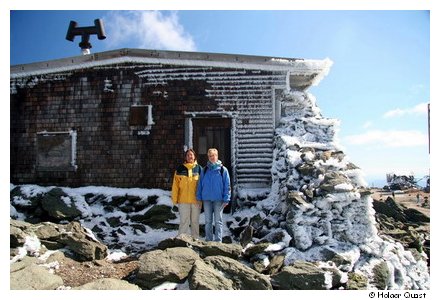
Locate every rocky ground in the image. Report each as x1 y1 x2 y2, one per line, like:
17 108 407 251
371 188 430 231
372 188 430 213
54 255 140 288
370 187 430 272
48 188 430 289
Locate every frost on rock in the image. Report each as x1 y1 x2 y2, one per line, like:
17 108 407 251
232 89 429 290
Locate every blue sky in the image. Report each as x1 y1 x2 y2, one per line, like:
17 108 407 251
9 9 431 186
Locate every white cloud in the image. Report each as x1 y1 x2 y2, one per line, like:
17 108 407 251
383 102 429 118
344 129 428 148
104 11 196 51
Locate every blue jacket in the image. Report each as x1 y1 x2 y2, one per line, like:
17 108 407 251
196 164 231 202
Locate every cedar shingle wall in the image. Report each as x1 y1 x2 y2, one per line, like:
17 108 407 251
11 63 287 189
10 66 216 189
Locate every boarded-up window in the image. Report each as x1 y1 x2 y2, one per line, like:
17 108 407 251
36 130 77 171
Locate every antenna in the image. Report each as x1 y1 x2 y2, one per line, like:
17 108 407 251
66 19 106 55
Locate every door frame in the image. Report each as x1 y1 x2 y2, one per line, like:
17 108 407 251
184 112 237 211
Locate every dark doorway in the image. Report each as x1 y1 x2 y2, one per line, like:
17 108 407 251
193 117 232 211
193 118 231 170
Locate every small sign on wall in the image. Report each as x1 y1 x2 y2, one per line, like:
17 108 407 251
36 130 77 171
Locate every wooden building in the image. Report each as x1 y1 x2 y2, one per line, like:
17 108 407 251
10 48 331 196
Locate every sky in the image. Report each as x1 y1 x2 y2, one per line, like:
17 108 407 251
7 5 433 187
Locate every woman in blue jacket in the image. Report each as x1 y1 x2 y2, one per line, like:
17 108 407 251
197 148 231 242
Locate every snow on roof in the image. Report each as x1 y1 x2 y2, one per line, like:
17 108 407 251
10 48 332 87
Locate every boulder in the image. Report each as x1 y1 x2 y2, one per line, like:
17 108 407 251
204 255 272 290
372 261 391 290
189 260 234 290
135 247 201 289
271 261 328 290
130 205 176 229
58 221 108 261
10 219 108 260
41 188 82 220
10 264 63 290
346 272 368 290
73 278 141 290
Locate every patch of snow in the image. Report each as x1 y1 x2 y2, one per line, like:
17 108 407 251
106 250 128 262
38 250 59 262
152 281 179 290
10 235 41 263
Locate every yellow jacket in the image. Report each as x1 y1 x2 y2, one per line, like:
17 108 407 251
171 162 202 205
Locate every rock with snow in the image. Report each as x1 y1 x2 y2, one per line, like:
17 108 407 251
222 89 430 290
203 255 273 290
130 204 176 229
10 219 108 261
58 221 108 261
41 188 83 220
189 260 234 290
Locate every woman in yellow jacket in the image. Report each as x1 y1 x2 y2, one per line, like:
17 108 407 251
171 149 202 238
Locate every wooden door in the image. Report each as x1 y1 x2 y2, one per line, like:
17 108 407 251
192 118 231 171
